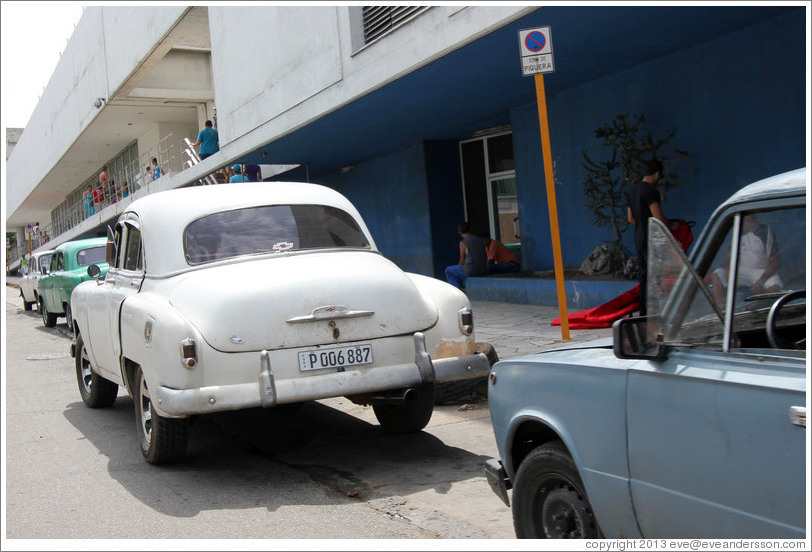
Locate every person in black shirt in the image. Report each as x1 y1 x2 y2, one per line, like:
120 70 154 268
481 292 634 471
627 158 673 316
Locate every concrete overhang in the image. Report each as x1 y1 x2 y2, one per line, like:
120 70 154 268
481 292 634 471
6 6 212 229
228 5 799 177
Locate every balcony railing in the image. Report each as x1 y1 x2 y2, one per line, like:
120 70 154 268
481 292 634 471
7 134 181 269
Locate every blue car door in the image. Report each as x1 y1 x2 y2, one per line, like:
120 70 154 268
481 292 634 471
626 205 806 538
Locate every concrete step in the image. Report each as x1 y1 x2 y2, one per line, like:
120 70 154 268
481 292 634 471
465 275 638 309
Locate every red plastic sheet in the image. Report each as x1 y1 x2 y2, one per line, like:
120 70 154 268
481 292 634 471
551 220 693 329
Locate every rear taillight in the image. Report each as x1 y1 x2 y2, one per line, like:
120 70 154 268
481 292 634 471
180 338 198 368
459 307 474 335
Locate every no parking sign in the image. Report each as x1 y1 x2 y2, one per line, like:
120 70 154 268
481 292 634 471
518 25 569 339
518 27 554 76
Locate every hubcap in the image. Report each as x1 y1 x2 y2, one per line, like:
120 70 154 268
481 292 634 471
538 481 594 538
139 375 153 445
80 347 93 392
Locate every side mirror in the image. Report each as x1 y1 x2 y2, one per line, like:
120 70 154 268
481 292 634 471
87 264 102 281
613 316 667 360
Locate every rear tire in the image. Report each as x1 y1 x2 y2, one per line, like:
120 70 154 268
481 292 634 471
41 301 57 327
75 333 119 408
373 383 434 433
512 441 600 539
21 290 33 311
64 302 74 333
134 365 188 464
435 343 498 404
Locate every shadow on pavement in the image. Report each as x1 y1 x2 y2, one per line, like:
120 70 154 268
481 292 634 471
62 396 491 518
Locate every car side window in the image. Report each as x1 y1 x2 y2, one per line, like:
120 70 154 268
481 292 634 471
727 208 805 350
123 226 142 271
56 253 64 271
675 206 806 351
114 226 125 268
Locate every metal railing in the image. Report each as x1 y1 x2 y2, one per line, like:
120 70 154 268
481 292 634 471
7 134 181 268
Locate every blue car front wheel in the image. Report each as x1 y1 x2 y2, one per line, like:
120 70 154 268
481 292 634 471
512 440 601 539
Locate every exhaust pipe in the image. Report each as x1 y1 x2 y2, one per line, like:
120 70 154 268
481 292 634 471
371 388 417 404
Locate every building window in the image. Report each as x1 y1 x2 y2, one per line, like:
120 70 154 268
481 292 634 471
361 6 428 44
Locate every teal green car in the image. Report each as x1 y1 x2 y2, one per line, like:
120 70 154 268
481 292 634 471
38 237 109 331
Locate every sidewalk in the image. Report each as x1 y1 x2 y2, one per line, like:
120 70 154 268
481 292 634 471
470 300 613 360
4 276 613 360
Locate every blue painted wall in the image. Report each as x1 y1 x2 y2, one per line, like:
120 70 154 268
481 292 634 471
316 143 437 276
316 141 465 280
310 11 803 283
423 141 466 280
512 12 805 271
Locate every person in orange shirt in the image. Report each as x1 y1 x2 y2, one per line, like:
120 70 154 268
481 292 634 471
482 233 520 274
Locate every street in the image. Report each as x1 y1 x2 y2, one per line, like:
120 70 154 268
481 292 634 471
2 283 611 546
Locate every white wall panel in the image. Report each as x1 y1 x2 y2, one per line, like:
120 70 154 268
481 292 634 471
210 6 343 143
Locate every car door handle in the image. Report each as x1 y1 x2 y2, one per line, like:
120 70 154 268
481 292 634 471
130 280 139 288
789 406 806 428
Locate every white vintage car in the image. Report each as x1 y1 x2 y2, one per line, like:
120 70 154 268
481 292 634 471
19 248 56 311
70 182 496 464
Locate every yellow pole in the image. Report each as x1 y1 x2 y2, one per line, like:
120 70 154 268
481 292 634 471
534 73 570 341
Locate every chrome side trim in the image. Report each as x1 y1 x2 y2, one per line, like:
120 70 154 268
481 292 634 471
789 406 806 428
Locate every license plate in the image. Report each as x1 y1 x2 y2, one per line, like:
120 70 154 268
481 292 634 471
298 344 373 371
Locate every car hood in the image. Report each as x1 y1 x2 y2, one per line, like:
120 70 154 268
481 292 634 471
169 251 439 352
538 337 614 354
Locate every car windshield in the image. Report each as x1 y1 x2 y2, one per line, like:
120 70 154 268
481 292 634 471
76 246 107 267
183 204 371 265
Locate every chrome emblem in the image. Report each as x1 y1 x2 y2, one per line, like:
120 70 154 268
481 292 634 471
229 335 245 344
272 241 294 252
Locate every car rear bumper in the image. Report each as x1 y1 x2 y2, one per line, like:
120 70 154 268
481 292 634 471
152 332 495 417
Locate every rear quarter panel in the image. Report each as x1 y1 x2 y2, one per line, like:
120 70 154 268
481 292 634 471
407 273 477 357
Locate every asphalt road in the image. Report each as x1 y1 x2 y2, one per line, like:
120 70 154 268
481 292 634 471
3 285 522 547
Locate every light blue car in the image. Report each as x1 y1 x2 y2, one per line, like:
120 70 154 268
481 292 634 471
485 168 806 539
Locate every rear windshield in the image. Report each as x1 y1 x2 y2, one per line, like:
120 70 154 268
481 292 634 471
183 204 371 265
77 246 107 267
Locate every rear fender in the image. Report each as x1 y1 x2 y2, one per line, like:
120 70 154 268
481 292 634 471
406 273 477 357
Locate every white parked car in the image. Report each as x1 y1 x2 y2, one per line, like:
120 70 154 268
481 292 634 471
19 248 56 311
70 182 496 464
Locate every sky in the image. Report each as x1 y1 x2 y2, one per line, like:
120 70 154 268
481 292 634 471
1 1 87 130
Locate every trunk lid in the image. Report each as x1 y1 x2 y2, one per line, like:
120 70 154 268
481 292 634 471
169 251 438 352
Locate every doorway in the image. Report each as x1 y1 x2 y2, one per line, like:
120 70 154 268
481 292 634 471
460 131 520 262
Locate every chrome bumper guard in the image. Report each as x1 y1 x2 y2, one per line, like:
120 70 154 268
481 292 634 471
153 332 493 417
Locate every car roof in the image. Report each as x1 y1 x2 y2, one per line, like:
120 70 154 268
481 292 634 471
721 167 806 208
55 237 107 253
122 181 377 276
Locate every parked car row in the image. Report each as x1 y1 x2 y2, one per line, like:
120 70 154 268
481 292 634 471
20 237 110 331
19 248 55 311
19 169 806 539
33 237 110 332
